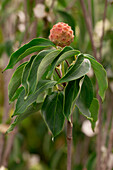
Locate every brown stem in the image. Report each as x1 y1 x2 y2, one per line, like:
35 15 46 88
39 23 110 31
55 68 61 78
80 0 98 61
87 0 92 30
102 119 113 170
2 128 18 167
65 60 70 67
99 0 108 60
96 93 102 170
102 91 113 146
67 115 73 170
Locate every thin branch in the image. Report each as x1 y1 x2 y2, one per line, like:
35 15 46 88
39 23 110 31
102 91 113 146
80 0 98 61
102 119 113 170
55 68 62 78
50 0 56 10
65 60 70 67
67 115 73 170
2 128 18 167
96 92 102 170
87 0 92 30
99 0 108 59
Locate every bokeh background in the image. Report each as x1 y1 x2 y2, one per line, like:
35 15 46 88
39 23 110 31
0 0 113 170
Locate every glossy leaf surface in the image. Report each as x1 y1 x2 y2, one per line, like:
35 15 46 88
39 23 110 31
22 55 36 95
12 80 57 116
64 80 80 119
6 102 42 134
42 92 64 137
58 54 91 83
4 38 55 71
8 62 27 102
89 98 99 131
9 86 24 103
37 50 61 83
75 75 93 119
28 49 54 95
56 49 80 66
84 54 108 101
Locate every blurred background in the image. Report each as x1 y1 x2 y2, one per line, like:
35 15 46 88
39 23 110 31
0 0 113 170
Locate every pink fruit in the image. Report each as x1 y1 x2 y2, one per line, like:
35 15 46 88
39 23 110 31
49 22 74 47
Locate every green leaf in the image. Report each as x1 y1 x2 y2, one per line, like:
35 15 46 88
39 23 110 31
6 102 42 134
8 62 27 102
64 79 80 120
27 49 54 95
22 55 36 95
3 38 55 71
58 54 91 84
84 54 108 101
75 75 93 119
48 47 79 77
89 98 99 131
42 92 64 137
56 49 80 66
57 10 76 35
37 50 61 83
9 86 24 103
12 80 57 117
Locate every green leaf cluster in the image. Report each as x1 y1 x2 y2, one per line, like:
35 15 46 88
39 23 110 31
4 38 108 137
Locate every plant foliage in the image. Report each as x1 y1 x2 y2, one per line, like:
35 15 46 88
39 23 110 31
4 38 108 137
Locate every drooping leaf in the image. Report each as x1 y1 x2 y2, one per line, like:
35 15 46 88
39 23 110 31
37 50 61 83
9 86 24 103
84 54 108 101
42 91 64 137
3 38 55 71
64 79 80 120
6 102 42 134
89 98 99 131
8 62 27 102
57 10 76 35
75 75 93 119
58 54 91 84
27 49 55 95
22 55 36 95
12 80 57 117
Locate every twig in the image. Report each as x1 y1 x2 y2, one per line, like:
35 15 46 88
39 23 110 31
96 92 102 170
80 0 98 61
55 68 61 78
102 119 113 170
87 0 92 30
67 115 73 170
2 128 18 167
0 55 12 165
0 135 5 165
50 0 56 10
80 1 106 170
65 60 70 67
99 0 108 59
102 91 113 146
